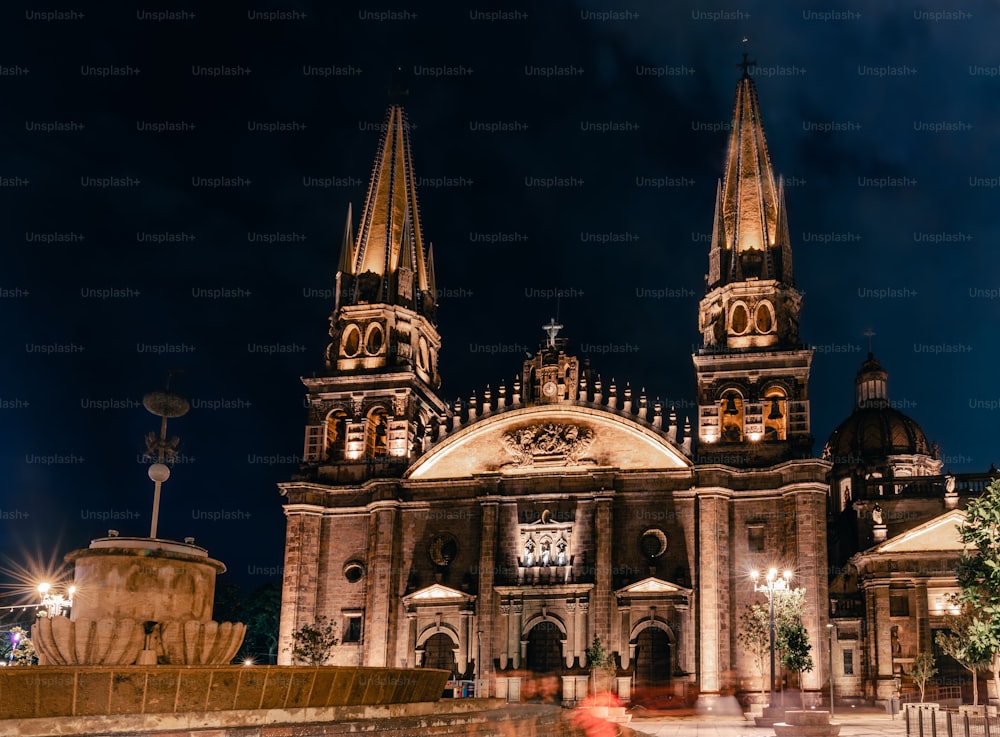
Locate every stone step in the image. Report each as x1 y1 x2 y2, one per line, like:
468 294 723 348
774 723 841 737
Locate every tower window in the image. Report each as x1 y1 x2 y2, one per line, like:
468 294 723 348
720 391 744 442
365 407 389 457
730 302 750 335
748 525 765 553
890 592 910 617
342 324 361 358
843 649 854 675
343 613 363 643
755 301 774 333
326 410 348 460
365 323 384 355
763 387 787 441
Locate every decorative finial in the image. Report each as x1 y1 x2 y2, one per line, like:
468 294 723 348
142 374 190 540
864 328 876 354
738 36 756 79
542 317 563 348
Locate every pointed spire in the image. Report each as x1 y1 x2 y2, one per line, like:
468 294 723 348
335 204 354 312
708 57 789 288
341 104 435 318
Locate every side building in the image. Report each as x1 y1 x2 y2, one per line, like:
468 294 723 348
277 66 832 707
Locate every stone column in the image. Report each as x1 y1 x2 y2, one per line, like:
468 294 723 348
697 493 728 697
277 507 322 664
565 599 576 668
914 579 929 654
871 584 895 700
619 605 632 669
407 610 418 667
593 494 614 646
512 598 523 668
793 488 831 692
458 610 472 675
364 501 399 667
499 599 510 670
478 500 498 683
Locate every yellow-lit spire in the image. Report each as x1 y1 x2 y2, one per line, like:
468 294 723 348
340 105 436 317
708 62 792 287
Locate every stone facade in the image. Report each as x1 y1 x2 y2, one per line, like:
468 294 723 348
277 69 837 707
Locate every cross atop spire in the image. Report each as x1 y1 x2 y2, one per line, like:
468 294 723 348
738 37 756 79
864 328 876 353
542 318 563 348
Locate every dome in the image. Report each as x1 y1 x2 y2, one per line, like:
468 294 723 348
825 352 934 464
826 406 932 463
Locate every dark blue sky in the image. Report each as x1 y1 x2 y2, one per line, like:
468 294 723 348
1 2 997 600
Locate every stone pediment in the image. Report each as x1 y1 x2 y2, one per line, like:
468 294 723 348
402 583 474 604
616 577 691 596
407 404 690 480
876 509 971 553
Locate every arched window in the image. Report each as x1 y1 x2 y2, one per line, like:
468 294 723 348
365 407 389 458
719 391 743 443
326 410 348 460
763 387 787 441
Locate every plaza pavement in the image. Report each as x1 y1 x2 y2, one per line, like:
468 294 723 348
627 706 907 737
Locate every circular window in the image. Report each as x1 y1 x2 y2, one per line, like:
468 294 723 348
344 561 365 583
365 324 384 355
428 533 458 567
639 528 668 559
730 303 749 335
342 325 361 357
755 301 774 333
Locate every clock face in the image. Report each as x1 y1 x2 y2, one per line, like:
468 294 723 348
542 381 558 397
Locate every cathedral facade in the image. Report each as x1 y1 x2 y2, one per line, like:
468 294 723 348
276 71 835 706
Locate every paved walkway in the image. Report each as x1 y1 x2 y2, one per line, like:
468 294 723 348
628 708 906 737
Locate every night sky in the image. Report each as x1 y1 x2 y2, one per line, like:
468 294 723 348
1 2 998 604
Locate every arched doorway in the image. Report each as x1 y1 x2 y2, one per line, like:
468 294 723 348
634 627 671 692
525 621 563 674
422 632 456 674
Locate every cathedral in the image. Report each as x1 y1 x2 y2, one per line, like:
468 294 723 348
276 63 991 707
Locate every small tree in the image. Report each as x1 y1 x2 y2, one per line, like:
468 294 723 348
909 652 937 703
778 620 814 709
585 635 614 704
936 606 992 707
737 602 771 703
287 616 338 665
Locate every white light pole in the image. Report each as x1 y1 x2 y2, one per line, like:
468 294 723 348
827 623 835 717
751 568 791 706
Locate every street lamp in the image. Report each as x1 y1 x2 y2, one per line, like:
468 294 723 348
827 623 835 718
37 582 75 618
751 567 791 707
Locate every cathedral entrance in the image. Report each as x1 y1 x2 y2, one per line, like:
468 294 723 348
525 621 563 673
633 627 672 704
524 621 563 702
421 632 457 675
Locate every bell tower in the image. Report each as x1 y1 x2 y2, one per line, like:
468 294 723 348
692 57 814 466
298 104 450 482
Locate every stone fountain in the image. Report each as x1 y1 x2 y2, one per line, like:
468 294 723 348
31 385 245 665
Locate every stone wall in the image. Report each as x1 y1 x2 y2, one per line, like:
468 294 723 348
0 665 448 720
0 701 596 737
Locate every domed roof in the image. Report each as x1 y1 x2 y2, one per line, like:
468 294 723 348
826 406 932 462
825 352 933 464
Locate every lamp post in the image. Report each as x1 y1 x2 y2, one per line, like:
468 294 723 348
751 568 791 707
827 623 835 717
37 582 75 618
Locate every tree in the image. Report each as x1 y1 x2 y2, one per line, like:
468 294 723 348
240 582 281 664
778 620 814 710
737 602 771 703
936 602 992 707
956 479 1000 702
738 587 807 705
287 616 338 665
585 635 615 704
0 626 37 665
909 652 937 703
